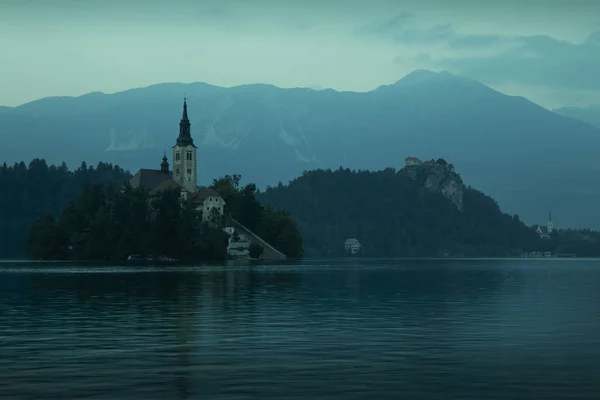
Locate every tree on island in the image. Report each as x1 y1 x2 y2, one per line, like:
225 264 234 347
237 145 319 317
25 173 303 261
0 159 131 258
210 174 303 259
25 182 229 261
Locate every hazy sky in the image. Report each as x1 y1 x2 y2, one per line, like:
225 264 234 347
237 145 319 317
1 0 598 108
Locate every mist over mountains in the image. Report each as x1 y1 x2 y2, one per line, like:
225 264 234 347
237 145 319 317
1 70 600 229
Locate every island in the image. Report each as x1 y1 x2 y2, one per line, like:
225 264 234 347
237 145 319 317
24 99 302 262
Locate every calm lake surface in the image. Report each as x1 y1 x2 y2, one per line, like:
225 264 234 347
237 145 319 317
1 258 600 399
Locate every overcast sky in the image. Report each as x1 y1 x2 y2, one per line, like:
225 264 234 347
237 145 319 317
1 0 598 109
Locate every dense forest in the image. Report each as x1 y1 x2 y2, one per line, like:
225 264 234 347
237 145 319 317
257 166 545 258
25 183 230 261
24 170 302 261
532 228 600 257
5 159 600 260
0 159 131 258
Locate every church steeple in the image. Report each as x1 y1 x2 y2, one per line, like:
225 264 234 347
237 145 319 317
160 152 169 173
176 98 196 148
172 97 198 193
547 210 554 233
182 97 189 120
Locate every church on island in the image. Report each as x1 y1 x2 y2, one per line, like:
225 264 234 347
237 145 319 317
128 99 286 260
129 98 225 222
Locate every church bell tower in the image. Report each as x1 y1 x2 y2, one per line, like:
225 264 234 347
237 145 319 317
172 98 198 193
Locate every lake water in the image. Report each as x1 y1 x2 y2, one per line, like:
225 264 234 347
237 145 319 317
1 258 600 399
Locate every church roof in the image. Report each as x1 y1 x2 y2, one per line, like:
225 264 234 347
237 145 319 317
344 238 360 245
149 179 184 196
129 169 172 191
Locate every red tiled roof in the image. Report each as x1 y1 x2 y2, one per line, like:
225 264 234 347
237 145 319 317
405 156 421 161
189 187 222 204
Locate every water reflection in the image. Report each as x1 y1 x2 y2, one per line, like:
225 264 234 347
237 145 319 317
1 259 600 399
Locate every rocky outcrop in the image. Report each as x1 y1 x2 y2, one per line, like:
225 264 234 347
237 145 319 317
402 160 464 211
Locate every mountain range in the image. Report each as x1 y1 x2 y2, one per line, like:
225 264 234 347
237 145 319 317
554 106 600 131
1 70 600 229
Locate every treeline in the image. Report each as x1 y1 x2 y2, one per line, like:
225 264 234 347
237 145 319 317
24 171 303 261
26 183 230 261
257 167 543 258
0 159 131 258
535 228 600 257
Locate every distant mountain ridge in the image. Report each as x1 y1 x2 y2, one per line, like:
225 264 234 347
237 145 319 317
553 106 600 130
2 70 600 228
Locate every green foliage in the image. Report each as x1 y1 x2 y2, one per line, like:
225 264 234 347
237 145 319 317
258 167 544 258
21 166 302 261
0 159 131 258
249 243 264 259
211 174 303 259
26 183 228 262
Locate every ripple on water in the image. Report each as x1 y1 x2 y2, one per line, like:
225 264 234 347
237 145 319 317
1 259 600 399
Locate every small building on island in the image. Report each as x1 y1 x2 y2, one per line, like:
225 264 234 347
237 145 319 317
344 238 361 255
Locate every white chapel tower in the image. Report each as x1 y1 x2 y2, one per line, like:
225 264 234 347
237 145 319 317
172 98 198 193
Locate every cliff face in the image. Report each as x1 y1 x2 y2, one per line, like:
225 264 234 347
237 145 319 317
402 161 464 211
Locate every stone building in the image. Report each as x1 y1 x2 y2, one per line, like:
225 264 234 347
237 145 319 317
404 156 422 167
344 238 361 255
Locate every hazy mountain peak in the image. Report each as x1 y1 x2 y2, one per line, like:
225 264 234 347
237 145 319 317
375 69 484 93
373 69 497 100
392 69 441 86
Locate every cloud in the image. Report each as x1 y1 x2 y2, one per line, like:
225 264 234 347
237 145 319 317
362 13 600 92
435 30 600 90
448 34 503 48
357 12 455 45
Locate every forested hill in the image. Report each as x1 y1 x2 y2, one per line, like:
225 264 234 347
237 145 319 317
257 165 542 258
0 159 131 258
